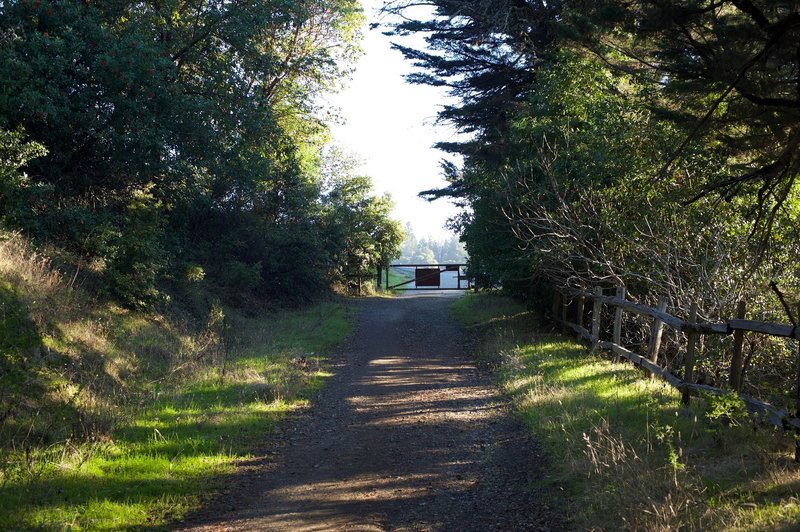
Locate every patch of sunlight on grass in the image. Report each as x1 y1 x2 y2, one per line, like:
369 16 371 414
229 302 351 377
506 374 542 394
0 386 304 529
726 499 800 531
0 446 229 529
29 501 148 531
27 494 195 530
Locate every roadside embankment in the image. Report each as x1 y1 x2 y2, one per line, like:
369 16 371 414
453 291 800 530
0 232 352 529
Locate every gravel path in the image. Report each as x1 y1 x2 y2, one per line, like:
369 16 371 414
179 292 564 531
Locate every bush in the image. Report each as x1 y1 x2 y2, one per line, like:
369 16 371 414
220 260 262 292
106 187 168 308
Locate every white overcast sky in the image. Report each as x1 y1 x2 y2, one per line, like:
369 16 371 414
324 0 464 241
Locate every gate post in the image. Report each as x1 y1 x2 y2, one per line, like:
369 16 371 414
591 287 602 351
729 300 746 390
612 286 625 362
647 297 668 379
551 290 562 329
682 302 699 405
795 302 800 462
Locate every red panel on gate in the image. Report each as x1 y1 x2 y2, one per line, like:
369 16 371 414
415 268 441 287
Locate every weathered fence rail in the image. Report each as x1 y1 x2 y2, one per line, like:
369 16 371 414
550 286 800 457
569 288 800 338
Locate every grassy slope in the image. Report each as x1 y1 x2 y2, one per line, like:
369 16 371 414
452 292 800 531
0 233 353 529
386 268 414 290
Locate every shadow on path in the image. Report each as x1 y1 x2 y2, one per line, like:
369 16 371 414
178 292 563 531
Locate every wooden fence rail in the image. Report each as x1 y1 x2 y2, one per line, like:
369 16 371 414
551 286 800 457
569 288 800 338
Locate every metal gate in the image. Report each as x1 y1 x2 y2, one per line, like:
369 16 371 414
381 263 471 291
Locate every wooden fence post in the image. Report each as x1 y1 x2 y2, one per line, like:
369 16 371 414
682 302 699 405
729 300 747 391
551 290 562 333
591 287 602 351
576 295 586 339
795 302 800 462
612 286 625 362
561 295 569 331
647 297 668 379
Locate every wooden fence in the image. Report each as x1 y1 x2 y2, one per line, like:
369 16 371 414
550 286 800 457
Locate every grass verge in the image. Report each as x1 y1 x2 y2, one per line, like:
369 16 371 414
385 267 414 291
453 291 800 531
0 232 353 529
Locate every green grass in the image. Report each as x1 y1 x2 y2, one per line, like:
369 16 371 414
385 268 415 290
0 297 353 530
450 288 528 325
452 292 800 530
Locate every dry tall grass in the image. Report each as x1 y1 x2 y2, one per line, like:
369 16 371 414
0 232 200 450
0 231 70 318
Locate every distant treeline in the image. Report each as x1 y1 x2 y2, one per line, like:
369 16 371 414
0 1 402 308
398 224 466 264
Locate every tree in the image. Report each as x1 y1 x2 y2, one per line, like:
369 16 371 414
382 0 559 163
380 2 800 408
0 0 368 306
398 224 466 264
323 174 404 292
380 0 800 295
391 0 800 227
565 0 800 241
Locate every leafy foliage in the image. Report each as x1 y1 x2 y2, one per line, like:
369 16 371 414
0 127 46 227
0 0 397 306
398 223 466 264
323 172 404 292
383 1 800 403
567 1 800 215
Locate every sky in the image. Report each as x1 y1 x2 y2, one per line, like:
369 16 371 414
325 0 464 242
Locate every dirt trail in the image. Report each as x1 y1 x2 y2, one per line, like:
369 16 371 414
179 292 563 531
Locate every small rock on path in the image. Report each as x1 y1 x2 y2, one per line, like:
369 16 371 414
179 292 564 531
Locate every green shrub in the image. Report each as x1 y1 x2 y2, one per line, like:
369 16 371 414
220 260 262 291
183 264 205 283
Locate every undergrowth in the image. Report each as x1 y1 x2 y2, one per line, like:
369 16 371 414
0 231 353 529
453 292 800 531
